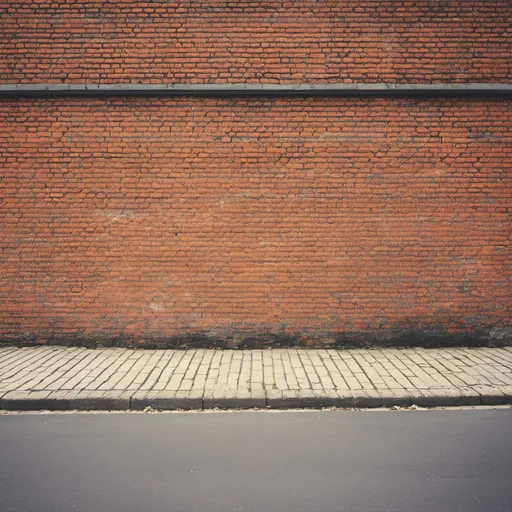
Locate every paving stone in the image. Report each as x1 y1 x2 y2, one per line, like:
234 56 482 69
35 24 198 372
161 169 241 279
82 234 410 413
0 347 511 410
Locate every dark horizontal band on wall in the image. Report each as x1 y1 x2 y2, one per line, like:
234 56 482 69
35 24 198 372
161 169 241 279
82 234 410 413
1 83 512 98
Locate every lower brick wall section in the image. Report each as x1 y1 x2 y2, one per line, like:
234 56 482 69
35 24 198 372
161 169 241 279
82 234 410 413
1 97 511 347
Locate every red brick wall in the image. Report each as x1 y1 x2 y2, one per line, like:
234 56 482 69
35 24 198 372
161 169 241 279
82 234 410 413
1 97 511 347
1 0 511 84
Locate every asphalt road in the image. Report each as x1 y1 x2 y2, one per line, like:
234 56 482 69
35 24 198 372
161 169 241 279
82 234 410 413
1 409 511 512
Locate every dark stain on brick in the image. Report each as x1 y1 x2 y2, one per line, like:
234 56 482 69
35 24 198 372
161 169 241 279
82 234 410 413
2 326 511 350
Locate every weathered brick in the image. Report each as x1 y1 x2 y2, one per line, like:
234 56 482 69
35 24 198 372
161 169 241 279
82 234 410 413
0 1 511 85
0 97 510 346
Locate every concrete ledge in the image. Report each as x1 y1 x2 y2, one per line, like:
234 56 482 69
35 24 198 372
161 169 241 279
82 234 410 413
203 391 267 410
1 390 510 411
1 83 512 99
0 391 130 411
412 389 482 407
131 391 203 411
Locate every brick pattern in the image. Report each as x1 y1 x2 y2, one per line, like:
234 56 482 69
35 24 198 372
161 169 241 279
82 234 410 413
1 347 511 405
1 97 511 345
1 1 511 84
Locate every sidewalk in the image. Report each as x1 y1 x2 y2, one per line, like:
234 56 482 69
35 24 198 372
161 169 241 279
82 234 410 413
1 346 511 411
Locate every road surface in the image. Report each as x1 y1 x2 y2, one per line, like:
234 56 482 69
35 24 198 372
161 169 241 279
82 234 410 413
1 409 511 512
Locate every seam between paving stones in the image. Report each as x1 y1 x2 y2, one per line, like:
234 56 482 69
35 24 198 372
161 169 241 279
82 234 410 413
153 350 180 391
106 350 148 391
325 351 350 390
132 350 159 391
293 349 312 391
104 350 148 391
328 352 351 390
413 350 456 388
493 349 512 367
179 361 196 393
74 349 115 391
279 351 290 389
200 349 216 388
189 350 207 394
0 348 20 366
0 347 45 370
116 351 151 390
260 350 271 392
206 350 222 393
297 351 315 391
136 349 167 392
67 349 114 391
0 348 58 381
1 350 55 391
477 348 508 367
346 351 372 390
423 357 466 389
379 350 416 390
464 354 510 386
397 349 435 389
223 352 233 393
105 351 144 390
337 351 358 390
448 350 483 387
314 350 337 390
187 350 204 391
88 349 133 391
313 349 333 388
75 348 120 391
237 351 250 393
282 350 299 390
89 350 130 391
8 348 82 392
226 351 238 392
41 349 94 390
429 353 464 378
0 347 51 372
204 351 219 393
272 351 285 391
52 348 106 391
193 350 210 392
252 350 264 393
450 349 479 372
356 350 382 391
299 350 320 391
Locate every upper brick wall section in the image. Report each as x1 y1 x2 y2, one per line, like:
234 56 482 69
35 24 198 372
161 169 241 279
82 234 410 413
1 1 511 85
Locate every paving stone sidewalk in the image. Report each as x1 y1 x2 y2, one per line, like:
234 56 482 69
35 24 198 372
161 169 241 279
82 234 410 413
1 346 511 411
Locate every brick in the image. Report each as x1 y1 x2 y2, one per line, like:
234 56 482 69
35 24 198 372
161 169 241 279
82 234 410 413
0 4 511 347
1 1 510 84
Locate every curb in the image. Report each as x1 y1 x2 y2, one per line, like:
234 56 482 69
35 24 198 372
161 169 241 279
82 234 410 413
1 389 510 411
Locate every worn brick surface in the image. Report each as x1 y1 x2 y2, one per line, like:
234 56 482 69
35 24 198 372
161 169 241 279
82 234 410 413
1 1 512 347
1 1 511 84
0 347 511 409
1 97 511 345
